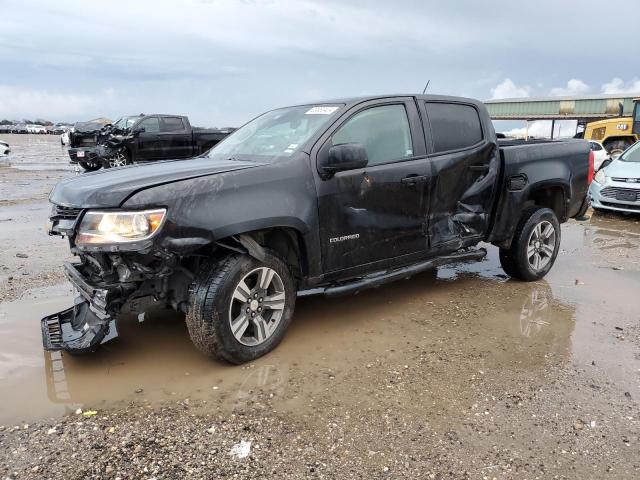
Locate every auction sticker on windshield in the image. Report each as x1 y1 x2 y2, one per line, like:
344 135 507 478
306 106 339 115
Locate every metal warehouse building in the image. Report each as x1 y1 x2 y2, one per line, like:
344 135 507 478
485 93 638 123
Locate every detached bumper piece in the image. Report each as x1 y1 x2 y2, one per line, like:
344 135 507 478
41 296 118 354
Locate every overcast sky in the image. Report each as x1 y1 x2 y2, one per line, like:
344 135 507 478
1 0 639 127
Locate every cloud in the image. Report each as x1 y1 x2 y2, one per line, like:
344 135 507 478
2 0 640 123
601 78 640 94
490 79 531 100
0 85 118 121
550 79 590 96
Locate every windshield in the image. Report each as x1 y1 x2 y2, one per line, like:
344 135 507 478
619 141 640 163
208 104 343 160
113 116 139 130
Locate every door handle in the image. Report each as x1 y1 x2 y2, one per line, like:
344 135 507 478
401 175 428 185
469 164 490 172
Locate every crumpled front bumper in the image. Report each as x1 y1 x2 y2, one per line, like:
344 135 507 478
41 262 120 354
41 297 118 354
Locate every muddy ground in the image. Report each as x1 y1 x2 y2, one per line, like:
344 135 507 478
0 133 639 479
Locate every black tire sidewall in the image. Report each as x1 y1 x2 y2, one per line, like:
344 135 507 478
515 208 560 281
79 161 101 172
194 252 296 364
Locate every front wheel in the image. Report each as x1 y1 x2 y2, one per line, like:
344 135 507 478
185 251 296 364
499 207 560 281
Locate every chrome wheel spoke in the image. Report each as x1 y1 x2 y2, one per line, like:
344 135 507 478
541 244 554 257
253 315 269 343
527 244 536 257
258 267 275 290
541 224 553 239
231 313 250 339
533 252 542 270
263 292 285 311
233 279 251 303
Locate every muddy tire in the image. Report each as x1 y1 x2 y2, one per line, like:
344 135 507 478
185 251 296 364
499 207 560 281
78 161 101 172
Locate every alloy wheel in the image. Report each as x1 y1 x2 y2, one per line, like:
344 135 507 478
228 267 286 346
526 220 556 271
109 153 128 168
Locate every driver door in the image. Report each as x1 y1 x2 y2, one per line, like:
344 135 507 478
314 99 429 274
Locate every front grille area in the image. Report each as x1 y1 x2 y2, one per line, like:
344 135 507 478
600 187 640 201
601 201 640 211
51 205 83 221
611 177 640 183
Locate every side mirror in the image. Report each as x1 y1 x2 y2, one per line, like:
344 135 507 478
598 158 613 171
321 143 368 175
132 126 145 135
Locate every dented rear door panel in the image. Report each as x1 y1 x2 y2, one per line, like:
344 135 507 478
420 101 500 249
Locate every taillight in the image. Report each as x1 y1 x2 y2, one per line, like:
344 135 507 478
587 150 594 184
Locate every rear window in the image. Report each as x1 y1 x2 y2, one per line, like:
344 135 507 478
162 117 186 132
425 102 483 153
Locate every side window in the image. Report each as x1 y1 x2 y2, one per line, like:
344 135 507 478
590 142 603 151
425 102 483 153
161 117 186 132
332 104 413 166
138 117 160 133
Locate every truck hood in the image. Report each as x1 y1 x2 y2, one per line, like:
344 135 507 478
604 159 640 180
50 157 265 208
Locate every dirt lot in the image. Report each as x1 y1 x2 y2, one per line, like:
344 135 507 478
1 133 639 479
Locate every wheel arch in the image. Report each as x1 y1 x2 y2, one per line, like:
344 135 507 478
214 224 310 283
526 183 567 222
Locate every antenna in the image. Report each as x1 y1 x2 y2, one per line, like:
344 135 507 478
422 80 431 94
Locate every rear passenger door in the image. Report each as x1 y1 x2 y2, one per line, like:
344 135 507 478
159 116 192 159
420 101 499 249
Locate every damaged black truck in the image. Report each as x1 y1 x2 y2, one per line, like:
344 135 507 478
68 114 233 171
43 95 593 364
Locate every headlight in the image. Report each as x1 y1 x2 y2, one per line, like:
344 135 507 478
594 169 606 184
76 208 166 245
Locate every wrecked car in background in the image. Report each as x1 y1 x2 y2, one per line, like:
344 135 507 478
0 140 10 156
43 94 592 364
68 114 234 171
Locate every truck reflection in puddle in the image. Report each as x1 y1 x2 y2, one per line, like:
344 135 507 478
38 273 572 410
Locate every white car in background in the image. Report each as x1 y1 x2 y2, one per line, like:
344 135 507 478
26 124 47 134
60 129 71 145
589 141 640 214
589 140 610 171
0 140 10 156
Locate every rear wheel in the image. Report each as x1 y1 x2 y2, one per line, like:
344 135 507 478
78 161 101 172
106 151 131 168
185 251 296 364
499 207 560 281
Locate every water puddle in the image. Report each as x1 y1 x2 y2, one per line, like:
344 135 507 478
0 219 638 424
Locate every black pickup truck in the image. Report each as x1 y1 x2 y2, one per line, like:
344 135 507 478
68 114 234 171
43 94 592 363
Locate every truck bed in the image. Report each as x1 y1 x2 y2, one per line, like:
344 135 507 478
488 138 590 247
